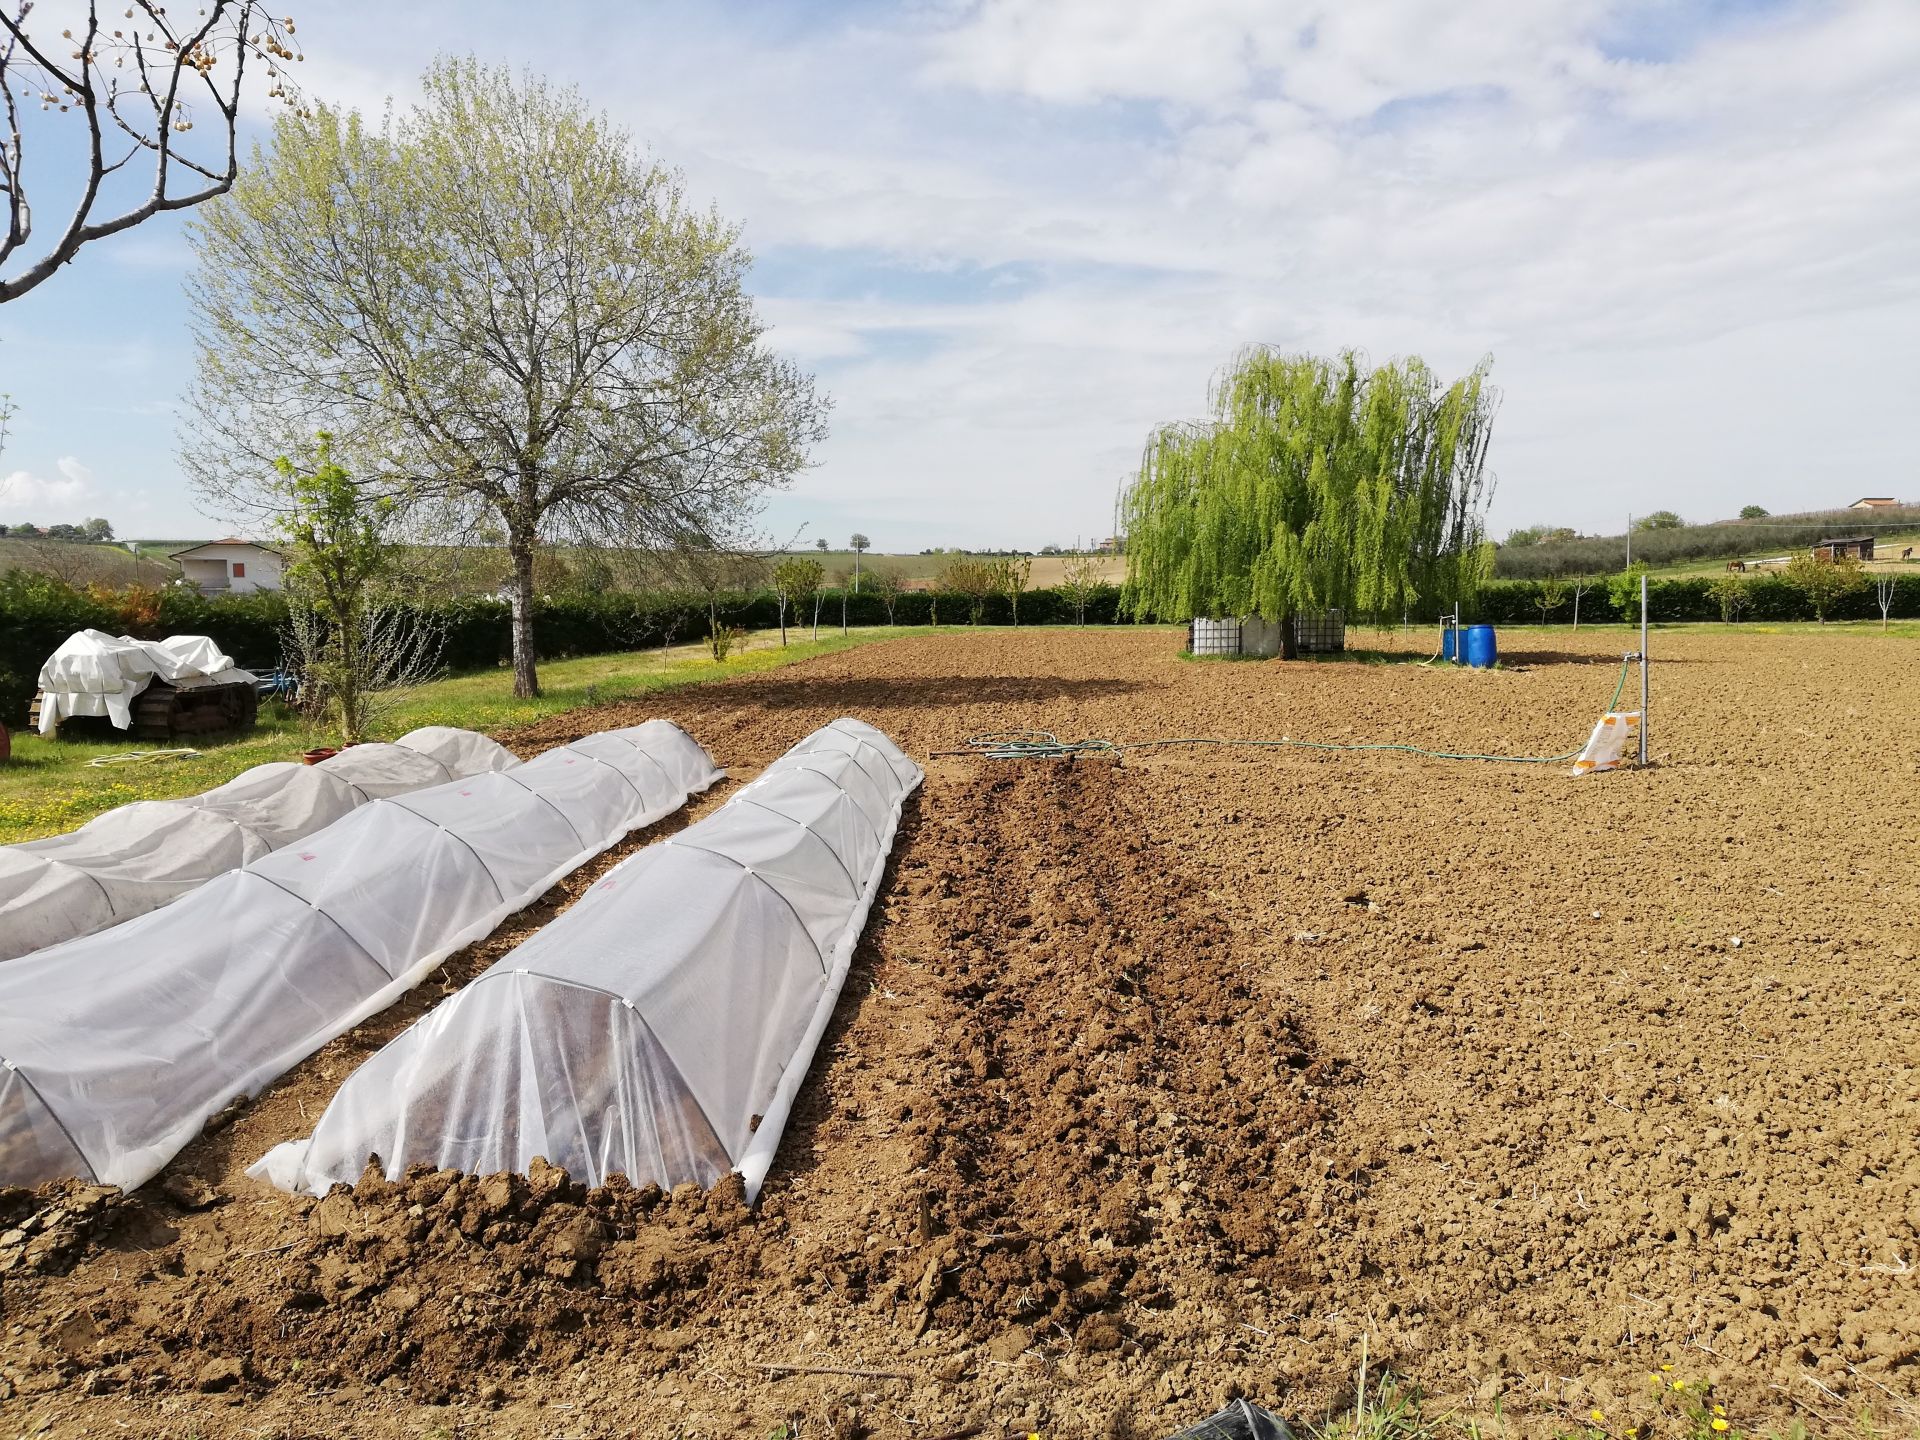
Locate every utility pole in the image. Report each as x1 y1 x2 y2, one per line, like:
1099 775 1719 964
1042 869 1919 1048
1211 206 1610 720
1625 513 1632 569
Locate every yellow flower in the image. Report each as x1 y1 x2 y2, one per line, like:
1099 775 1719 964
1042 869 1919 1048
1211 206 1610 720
1660 1364 1674 1372
1591 1411 1606 1424
1713 1406 1726 1417
1672 1380 1688 1391
1712 1421 1729 1433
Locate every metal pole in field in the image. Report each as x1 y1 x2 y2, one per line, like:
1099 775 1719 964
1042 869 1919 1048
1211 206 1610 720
1639 572 1649 767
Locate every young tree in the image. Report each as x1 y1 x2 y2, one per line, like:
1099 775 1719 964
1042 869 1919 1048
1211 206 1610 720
815 537 829 553
182 59 827 699
995 553 1033 625
660 542 765 661
848 532 870 592
1784 550 1867 622
771 556 822 647
1569 576 1593 630
1875 573 1896 631
832 566 852 634
937 556 997 624
1707 572 1750 623
869 564 905 625
275 434 439 743
1058 553 1104 625
1536 578 1569 625
1606 562 1649 618
0 3 305 303
1122 350 1496 659
1739 505 1770 520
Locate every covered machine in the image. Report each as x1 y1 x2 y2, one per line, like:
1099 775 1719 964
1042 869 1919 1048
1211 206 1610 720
33 630 259 739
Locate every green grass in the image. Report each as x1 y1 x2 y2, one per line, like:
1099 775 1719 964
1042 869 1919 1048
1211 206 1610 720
0 625 949 844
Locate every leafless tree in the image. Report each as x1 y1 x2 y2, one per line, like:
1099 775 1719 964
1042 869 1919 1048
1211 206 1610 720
0 2 303 303
1877 573 1896 631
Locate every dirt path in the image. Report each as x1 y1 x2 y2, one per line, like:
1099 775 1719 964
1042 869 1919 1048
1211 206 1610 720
4 628 1917 1438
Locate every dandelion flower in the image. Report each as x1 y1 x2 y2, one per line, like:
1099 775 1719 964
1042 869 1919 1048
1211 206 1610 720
1673 1380 1688 1391
1591 1410 1606 1424
1712 1421 1729 1433
1660 1364 1674 1373
1714 1406 1726 1417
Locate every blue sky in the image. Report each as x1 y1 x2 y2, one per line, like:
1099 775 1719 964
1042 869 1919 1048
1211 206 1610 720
2 0 1917 549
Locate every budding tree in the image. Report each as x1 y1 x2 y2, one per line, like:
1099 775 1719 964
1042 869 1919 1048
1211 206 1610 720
0 1 304 302
182 58 826 698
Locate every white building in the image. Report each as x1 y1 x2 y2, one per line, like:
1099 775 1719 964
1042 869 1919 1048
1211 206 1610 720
170 539 286 594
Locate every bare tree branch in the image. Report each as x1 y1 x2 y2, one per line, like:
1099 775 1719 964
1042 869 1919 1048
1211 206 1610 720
0 1 305 303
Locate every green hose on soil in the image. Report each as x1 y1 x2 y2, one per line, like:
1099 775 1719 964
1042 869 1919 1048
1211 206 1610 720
943 659 1633 767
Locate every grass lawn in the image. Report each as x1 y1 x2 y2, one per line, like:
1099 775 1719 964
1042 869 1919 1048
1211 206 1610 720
0 625 954 844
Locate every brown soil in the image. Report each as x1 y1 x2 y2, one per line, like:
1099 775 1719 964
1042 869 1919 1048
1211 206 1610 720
3 627 1917 1439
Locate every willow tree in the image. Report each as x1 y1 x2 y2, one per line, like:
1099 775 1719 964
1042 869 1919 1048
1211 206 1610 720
182 57 827 696
1123 348 1495 655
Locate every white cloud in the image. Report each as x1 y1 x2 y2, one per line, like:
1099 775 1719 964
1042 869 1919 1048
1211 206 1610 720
0 456 94 516
26 0 1918 544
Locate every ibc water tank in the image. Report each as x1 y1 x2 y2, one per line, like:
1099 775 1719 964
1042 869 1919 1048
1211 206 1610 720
1464 624 1498 669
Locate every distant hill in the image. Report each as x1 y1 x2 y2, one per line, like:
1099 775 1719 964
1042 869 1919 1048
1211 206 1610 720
0 538 180 588
1494 506 1920 578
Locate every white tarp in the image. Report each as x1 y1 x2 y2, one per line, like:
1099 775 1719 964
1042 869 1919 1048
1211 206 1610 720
0 728 524 962
0 720 721 1191
35 630 256 734
256 718 920 1202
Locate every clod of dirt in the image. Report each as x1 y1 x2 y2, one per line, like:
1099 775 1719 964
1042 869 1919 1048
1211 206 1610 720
0 1180 125 1276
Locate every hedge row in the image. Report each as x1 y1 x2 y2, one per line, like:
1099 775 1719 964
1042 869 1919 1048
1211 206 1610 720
1469 573 1920 625
6 568 1912 727
0 574 1129 726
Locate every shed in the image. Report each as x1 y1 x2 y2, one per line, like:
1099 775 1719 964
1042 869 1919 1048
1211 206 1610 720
1813 536 1875 561
1848 497 1898 510
171 539 285 594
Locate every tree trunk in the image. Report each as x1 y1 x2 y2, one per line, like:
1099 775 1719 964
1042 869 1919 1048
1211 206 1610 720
812 595 821 640
841 589 848 635
508 534 540 698
1279 609 1299 660
779 598 788 647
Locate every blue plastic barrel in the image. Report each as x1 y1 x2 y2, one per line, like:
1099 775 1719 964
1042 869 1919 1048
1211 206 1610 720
1464 624 1498 669
1441 626 1459 663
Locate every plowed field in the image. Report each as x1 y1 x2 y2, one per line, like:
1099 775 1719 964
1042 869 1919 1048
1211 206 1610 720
4 627 1917 1439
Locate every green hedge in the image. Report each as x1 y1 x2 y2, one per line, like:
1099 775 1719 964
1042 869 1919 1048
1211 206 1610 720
0 575 1131 726
1470 574 1920 625
8 567 1909 727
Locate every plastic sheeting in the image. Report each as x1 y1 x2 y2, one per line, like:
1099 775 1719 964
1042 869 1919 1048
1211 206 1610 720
0 728 523 962
35 630 256 734
0 721 721 1191
256 718 921 1202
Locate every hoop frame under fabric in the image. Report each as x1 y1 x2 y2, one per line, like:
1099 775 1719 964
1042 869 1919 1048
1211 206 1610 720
255 717 922 1203
0 726 522 962
0 721 722 1192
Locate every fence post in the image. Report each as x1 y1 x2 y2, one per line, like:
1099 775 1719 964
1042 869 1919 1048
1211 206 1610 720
1639 573 1649 767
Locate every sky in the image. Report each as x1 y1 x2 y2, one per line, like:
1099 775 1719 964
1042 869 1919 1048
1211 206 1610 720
1 0 1917 551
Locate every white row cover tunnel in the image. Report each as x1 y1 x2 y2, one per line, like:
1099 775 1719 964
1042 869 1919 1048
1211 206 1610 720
0 727 520 962
257 718 921 1201
0 722 721 1192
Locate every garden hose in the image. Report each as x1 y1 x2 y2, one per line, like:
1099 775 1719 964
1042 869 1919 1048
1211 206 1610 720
940 658 1632 768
